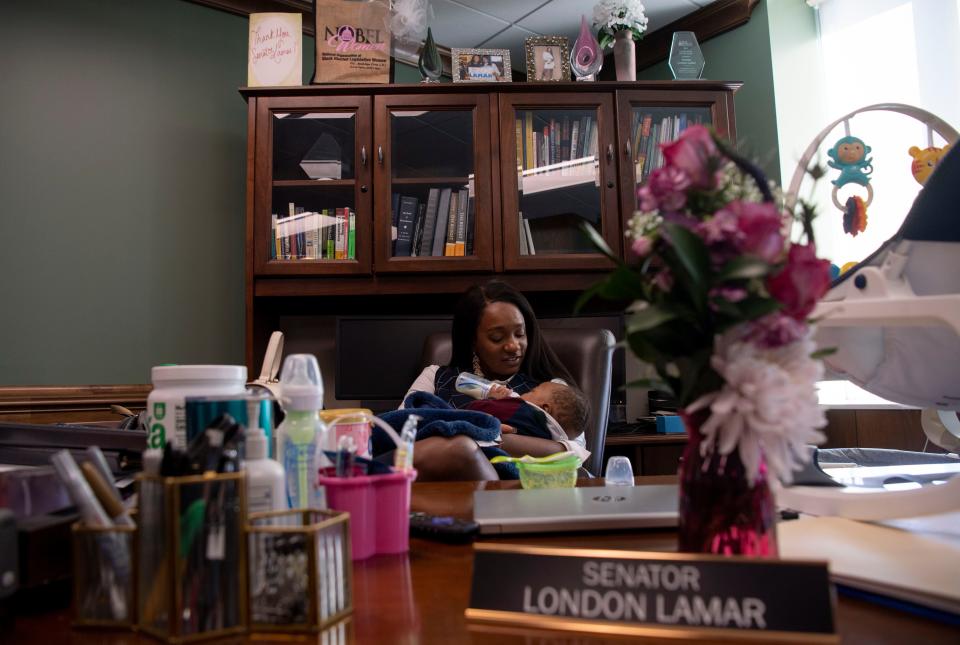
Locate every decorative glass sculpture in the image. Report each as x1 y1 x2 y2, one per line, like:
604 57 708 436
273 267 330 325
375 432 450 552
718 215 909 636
418 27 442 83
570 15 603 81
677 412 779 557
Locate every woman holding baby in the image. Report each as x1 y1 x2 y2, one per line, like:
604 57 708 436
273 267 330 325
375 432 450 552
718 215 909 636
404 280 588 481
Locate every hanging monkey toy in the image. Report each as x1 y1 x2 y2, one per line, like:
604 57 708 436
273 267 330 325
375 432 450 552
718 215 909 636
827 135 873 236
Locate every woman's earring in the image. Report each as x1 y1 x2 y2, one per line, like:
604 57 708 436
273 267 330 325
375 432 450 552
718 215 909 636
472 353 485 378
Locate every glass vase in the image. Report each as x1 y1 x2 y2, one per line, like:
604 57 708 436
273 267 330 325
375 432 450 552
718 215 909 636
570 15 602 81
418 27 442 83
677 412 778 557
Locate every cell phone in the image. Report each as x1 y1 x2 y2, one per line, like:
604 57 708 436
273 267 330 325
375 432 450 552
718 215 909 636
409 512 479 543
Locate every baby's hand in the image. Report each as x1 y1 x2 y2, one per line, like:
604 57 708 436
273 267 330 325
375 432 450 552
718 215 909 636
487 383 513 399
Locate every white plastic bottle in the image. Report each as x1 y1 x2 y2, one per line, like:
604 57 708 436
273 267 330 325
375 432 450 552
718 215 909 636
245 427 286 515
146 365 247 449
275 354 328 510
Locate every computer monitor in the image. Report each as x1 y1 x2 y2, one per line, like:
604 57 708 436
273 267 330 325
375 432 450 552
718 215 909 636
334 314 626 408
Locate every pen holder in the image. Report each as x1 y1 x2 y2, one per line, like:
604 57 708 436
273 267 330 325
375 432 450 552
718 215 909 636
71 521 137 628
317 468 417 560
246 509 352 632
136 472 248 643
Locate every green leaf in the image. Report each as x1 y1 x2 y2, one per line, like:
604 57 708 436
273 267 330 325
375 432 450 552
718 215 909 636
578 221 618 262
625 305 678 334
810 347 837 360
662 222 710 297
622 378 668 390
734 296 781 321
717 256 772 281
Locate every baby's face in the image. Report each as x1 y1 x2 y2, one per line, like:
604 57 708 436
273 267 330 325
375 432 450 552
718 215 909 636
520 382 562 409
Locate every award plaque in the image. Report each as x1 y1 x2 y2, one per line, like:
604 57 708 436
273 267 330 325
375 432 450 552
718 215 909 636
669 31 705 80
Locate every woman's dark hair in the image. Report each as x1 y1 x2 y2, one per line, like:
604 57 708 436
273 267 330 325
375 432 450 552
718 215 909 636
450 280 576 386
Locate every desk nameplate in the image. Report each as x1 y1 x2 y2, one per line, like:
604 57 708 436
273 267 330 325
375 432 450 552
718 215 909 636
467 543 837 643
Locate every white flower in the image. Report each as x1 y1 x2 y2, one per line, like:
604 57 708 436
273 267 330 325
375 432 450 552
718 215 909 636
626 210 661 240
686 326 827 485
592 0 649 35
390 0 433 43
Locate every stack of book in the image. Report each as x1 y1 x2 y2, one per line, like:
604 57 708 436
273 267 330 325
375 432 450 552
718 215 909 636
391 187 474 258
517 211 536 256
632 111 706 185
270 202 356 260
515 111 599 172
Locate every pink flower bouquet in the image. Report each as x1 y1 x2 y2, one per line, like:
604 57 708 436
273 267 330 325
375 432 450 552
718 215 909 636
581 125 832 484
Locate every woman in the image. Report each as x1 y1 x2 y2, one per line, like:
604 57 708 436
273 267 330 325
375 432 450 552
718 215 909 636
406 280 583 480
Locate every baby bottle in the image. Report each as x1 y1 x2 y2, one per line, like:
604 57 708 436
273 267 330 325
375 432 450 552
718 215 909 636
276 354 328 509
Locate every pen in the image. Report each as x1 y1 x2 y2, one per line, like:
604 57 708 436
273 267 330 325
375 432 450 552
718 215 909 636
81 461 135 527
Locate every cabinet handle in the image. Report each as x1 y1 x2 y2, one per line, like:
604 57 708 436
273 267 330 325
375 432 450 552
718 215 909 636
377 145 384 165
624 140 631 159
606 143 614 163
361 145 367 166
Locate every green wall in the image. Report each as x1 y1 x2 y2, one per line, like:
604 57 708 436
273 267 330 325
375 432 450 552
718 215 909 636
1 0 249 385
638 0 781 181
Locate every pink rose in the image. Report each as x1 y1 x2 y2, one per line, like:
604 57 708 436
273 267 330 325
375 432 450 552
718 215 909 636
647 165 690 212
652 268 674 292
631 236 653 257
735 201 786 262
637 185 658 212
767 243 832 321
661 125 720 189
698 208 740 245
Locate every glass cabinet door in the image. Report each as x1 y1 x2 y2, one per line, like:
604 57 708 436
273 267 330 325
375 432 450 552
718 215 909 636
373 94 492 272
254 96 372 275
500 94 620 271
616 90 735 217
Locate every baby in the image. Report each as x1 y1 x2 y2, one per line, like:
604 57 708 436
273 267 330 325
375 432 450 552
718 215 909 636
465 381 589 442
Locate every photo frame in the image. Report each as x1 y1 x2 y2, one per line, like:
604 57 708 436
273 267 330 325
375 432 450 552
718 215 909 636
525 36 570 82
451 48 512 83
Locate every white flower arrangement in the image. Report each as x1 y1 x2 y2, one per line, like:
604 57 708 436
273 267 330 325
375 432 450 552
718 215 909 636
390 0 433 44
592 0 649 48
687 327 827 485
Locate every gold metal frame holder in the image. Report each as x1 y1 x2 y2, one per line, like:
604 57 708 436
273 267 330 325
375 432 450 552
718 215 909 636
71 520 138 629
136 472 248 643
524 36 572 82
246 508 353 633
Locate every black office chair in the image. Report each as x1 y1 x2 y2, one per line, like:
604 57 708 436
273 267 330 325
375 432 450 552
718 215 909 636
420 328 615 476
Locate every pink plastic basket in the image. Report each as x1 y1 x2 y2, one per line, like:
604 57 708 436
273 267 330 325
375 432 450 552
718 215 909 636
318 468 417 560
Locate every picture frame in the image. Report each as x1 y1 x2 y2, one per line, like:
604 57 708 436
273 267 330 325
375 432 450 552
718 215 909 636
525 36 571 82
451 48 512 83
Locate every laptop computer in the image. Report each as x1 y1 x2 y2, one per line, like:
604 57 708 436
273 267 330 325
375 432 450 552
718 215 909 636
473 485 679 535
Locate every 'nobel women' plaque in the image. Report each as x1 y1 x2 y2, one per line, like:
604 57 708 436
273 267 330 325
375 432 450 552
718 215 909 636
311 0 391 84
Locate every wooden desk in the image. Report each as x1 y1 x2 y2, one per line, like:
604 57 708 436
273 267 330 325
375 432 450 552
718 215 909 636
10 478 959 644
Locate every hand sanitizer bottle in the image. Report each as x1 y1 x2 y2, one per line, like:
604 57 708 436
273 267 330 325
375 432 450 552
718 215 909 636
276 354 328 510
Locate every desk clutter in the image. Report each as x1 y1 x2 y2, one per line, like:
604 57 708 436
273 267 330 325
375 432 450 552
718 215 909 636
52 354 423 641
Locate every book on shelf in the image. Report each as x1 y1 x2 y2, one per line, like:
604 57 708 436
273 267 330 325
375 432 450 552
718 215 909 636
347 211 356 260
431 188 452 257
391 192 400 254
518 211 529 256
633 111 705 184
465 194 475 256
395 195 418 257
410 202 426 257
454 188 468 256
418 188 440 257
443 191 459 256
524 216 536 255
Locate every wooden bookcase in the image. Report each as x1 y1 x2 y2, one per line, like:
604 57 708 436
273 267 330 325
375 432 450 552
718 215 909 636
240 81 740 370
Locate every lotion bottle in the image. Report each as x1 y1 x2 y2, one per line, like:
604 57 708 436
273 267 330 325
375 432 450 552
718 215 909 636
245 427 286 515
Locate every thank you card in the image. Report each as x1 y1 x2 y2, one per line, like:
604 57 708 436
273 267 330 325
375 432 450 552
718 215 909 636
467 544 837 642
248 13 302 87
